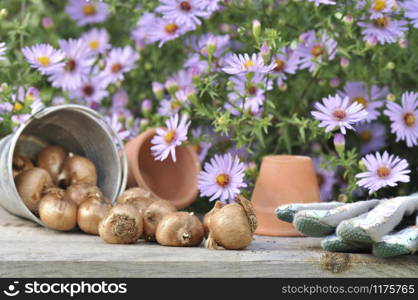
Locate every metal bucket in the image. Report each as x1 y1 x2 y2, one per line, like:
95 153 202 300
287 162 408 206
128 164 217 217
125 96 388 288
0 104 127 225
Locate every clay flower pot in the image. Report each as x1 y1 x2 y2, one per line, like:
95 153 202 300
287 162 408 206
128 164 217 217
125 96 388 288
251 155 320 236
125 128 200 209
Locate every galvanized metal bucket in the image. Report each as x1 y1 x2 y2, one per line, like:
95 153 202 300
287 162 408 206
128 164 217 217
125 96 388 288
0 104 128 225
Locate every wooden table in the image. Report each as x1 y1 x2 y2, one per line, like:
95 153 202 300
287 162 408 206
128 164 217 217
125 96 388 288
0 206 416 278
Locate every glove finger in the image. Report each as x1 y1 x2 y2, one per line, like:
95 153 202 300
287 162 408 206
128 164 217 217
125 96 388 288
337 195 418 243
275 201 343 223
373 225 418 258
293 200 379 237
321 234 371 253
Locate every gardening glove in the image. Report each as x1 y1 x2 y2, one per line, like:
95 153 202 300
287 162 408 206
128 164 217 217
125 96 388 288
275 193 418 257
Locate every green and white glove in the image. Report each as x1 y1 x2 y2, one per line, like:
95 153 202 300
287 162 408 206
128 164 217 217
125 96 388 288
275 194 418 258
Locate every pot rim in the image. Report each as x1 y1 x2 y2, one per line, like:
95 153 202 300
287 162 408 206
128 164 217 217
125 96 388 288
262 155 312 164
128 128 200 208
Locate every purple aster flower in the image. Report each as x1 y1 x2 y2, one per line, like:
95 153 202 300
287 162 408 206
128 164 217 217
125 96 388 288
222 53 276 75
111 89 129 111
151 114 191 162
22 44 65 75
355 122 387 155
297 31 337 72
148 17 193 47
227 73 273 115
359 0 398 19
48 39 94 91
313 158 336 201
312 94 368 134
384 92 418 147
228 145 249 161
65 0 108 26
158 99 181 116
356 151 410 194
10 87 44 127
12 114 32 127
338 81 388 123
308 0 336 6
158 89 190 116
131 13 158 48
185 54 209 77
187 33 230 58
225 101 264 117
111 107 133 121
167 69 195 92
70 75 109 105
196 0 222 12
11 86 41 105
0 42 6 61
198 153 247 203
358 16 408 45
100 46 139 85
404 0 418 28
192 127 212 162
272 46 300 86
105 113 131 141
155 0 210 28
81 28 110 54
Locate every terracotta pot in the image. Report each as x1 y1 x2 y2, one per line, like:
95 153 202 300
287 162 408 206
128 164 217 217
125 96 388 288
251 155 320 236
125 128 200 209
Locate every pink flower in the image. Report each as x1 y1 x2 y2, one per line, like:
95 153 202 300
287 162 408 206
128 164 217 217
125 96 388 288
312 94 368 134
198 153 247 203
151 114 191 162
356 151 410 194
65 0 108 26
222 53 276 75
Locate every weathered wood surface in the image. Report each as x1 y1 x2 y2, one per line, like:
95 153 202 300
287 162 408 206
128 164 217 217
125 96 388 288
0 206 416 278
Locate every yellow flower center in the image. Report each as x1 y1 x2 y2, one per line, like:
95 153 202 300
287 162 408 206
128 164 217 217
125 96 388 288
244 60 254 69
274 59 286 72
216 173 229 187
170 99 182 111
37 56 51 67
375 16 389 28
360 130 373 143
83 4 97 16
164 130 176 143
165 23 179 34
353 96 368 108
333 109 346 121
88 40 100 50
403 113 416 127
311 45 324 57
373 0 386 12
13 102 23 112
376 166 390 178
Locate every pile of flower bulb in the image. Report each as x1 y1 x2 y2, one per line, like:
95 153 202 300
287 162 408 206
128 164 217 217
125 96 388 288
13 147 257 249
